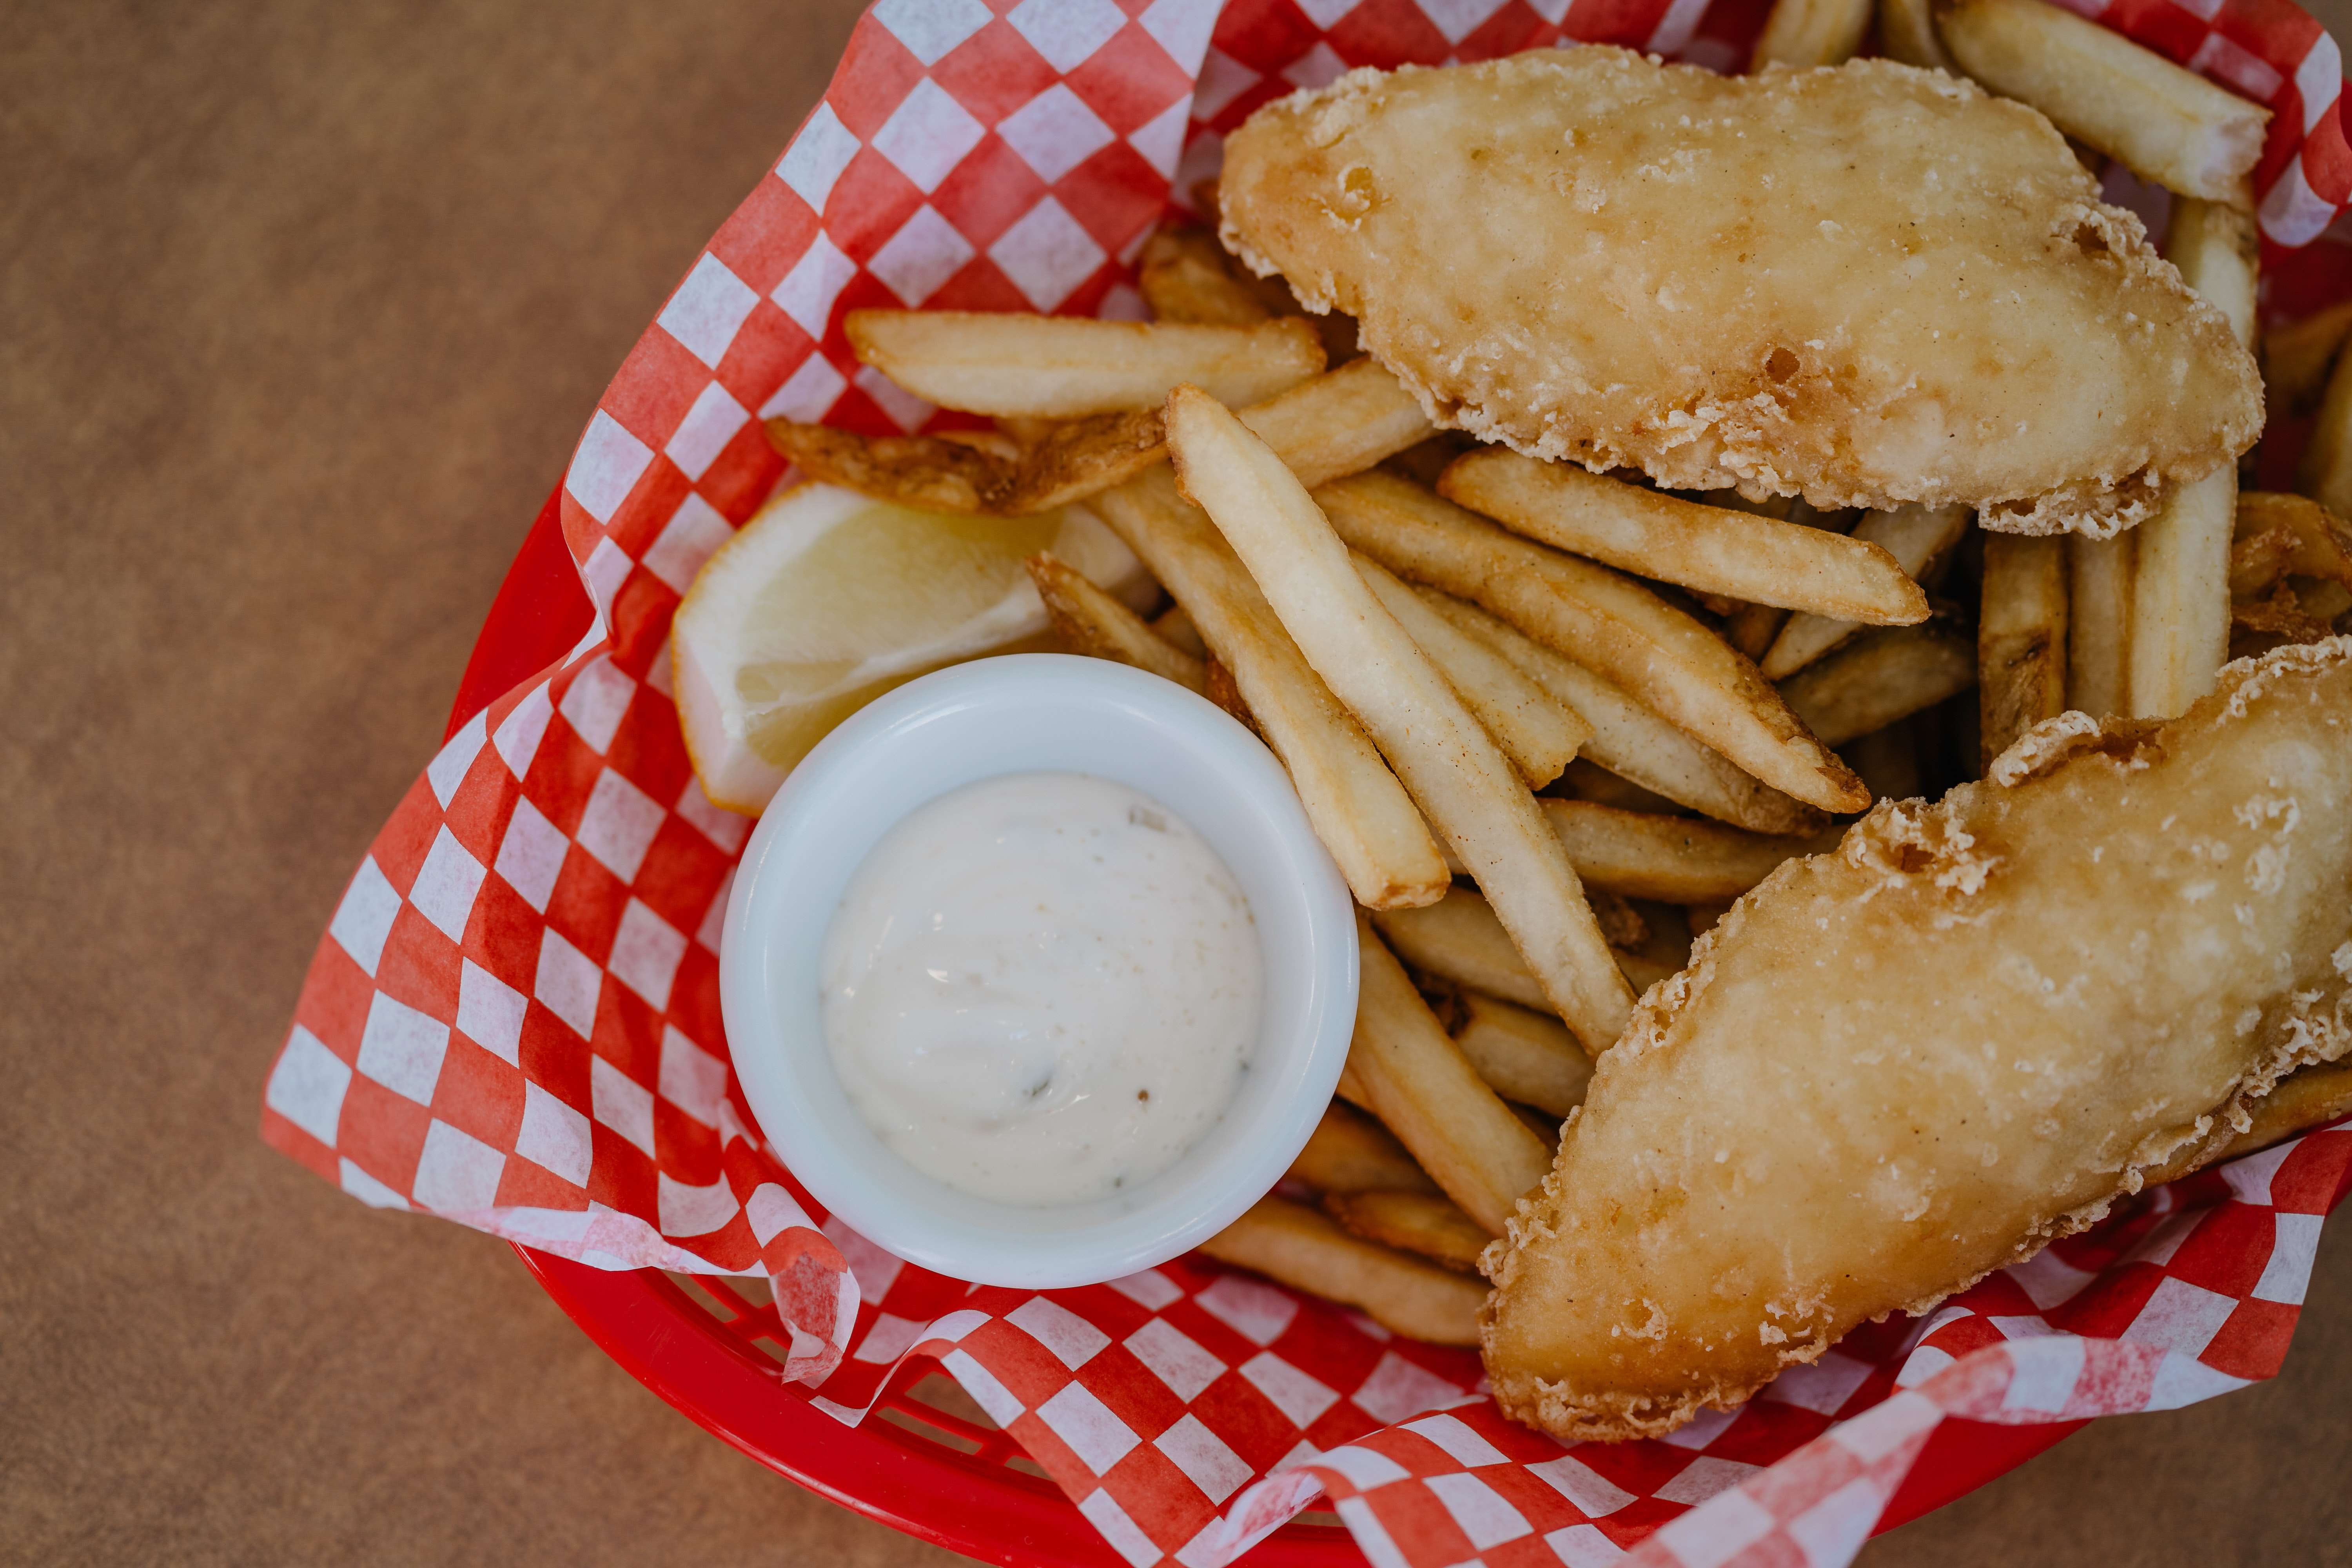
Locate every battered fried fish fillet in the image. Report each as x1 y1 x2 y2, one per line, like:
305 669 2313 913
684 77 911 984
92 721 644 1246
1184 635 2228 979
1218 51 2262 538
1483 638 2352 1443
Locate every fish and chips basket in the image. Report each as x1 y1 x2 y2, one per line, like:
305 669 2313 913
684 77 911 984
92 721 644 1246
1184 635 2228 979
263 0 2352 1562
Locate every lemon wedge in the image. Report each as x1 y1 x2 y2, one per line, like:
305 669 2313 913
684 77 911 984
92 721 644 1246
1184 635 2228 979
674 482 1152 813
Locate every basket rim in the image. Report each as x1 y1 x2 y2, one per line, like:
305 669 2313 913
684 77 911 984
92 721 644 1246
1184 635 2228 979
456 484 2086 1564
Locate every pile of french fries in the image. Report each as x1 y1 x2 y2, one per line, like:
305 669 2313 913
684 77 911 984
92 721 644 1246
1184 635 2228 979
754 0 2352 1347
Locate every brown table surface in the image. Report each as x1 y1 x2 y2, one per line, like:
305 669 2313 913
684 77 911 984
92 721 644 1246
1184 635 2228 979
9 3 2352 1563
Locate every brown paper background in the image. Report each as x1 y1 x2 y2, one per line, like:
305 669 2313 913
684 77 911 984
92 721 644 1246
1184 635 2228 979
5 2 2350 1562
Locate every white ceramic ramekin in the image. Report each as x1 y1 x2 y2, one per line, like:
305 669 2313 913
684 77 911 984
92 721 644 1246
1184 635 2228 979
719 654 1359 1289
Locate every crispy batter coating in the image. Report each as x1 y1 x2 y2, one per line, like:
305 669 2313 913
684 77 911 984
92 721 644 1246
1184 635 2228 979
1219 51 2263 538
1482 639 2352 1443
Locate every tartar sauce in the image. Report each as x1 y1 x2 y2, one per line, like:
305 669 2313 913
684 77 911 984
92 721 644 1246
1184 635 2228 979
820 772 1263 1207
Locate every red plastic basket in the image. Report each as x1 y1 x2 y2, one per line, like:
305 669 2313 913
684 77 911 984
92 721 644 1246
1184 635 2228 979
444 486 2089 1567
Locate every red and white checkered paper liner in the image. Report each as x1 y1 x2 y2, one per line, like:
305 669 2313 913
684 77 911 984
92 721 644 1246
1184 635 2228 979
264 0 2352 1561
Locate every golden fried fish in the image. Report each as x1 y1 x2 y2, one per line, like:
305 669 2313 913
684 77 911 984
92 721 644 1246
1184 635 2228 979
1218 51 2262 538
1483 639 2352 1442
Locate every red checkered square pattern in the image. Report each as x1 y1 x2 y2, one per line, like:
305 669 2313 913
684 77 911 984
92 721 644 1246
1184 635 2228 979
264 655 860 1375
1597 1127 2352 1568
823 1259 1494 1566
265 0 2352 1563
1258 1127 2352 1568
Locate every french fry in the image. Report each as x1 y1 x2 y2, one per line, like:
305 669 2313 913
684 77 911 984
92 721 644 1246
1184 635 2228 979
1687 898 1735 938
1091 466 1450 909
2128 198 2254 720
1878 0 1956 71
1441 451 1927 624
1841 718 1925 803
1700 573 1842 668
766 408 1169 515
1779 619 1978 748
936 428 1027 461
2300 332 2352 520
1538 797 1827 904
1139 227 1272 327
1324 1191 1492 1273
1612 949 1679 996
1423 593 1828 836
1027 552 1207 693
1704 490 1796 521
1152 602 1207 659
1004 410 1178 512
1451 991 1595 1114
1511 1102 1563 1152
2066 531 2136 717
2263 299 2352 418
1978 533 2070 767
763 423 1016 513
1354 554 1590 788
1372 889 1551 1019
1760 503 1972 679
993 416 1058 446
1316 472 1868 813
1268 293 1364 367
1622 897 1695 979
1559 758 1684 816
1288 1100 1442 1195
1341 913 1557 1232
1201 654 1258 733
1169 390 1637 1049
1238 356 1435 490
1395 881 1651 953
1690 590 1745 621
1584 889 1650 951
2228 525 2298 602
829 355 1408 513
1723 601 1791 662
1752 0 1874 71
1153 194 1361 354
1385 432 1479 489
2234 497 2348 640
2170 197 2262 353
2299 581 2352 622
846 311 1325 417
2237 492 2352 591
1198 1196 1488 1343
1934 0 2269 206
1229 272 1363 366
1376 887 1667 1023
2231 583 2340 651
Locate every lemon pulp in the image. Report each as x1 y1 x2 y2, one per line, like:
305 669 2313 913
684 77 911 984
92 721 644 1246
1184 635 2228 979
673 483 1148 813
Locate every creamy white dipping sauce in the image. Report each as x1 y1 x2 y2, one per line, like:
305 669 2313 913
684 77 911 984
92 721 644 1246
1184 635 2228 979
820 771 1263 1207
